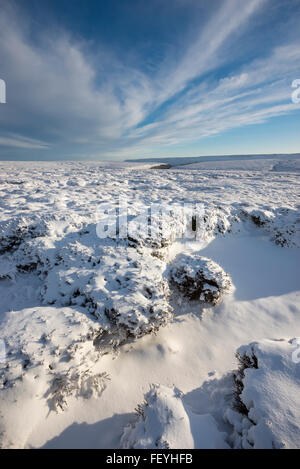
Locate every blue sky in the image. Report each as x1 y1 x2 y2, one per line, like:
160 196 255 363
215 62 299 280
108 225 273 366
0 0 299 160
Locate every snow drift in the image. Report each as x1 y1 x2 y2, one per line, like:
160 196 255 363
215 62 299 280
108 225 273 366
121 384 229 449
225 338 300 449
0 160 299 448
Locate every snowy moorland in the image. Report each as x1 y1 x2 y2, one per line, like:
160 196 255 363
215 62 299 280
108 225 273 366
0 156 299 449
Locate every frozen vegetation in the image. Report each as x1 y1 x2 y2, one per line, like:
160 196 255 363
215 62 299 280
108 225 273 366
122 338 300 449
0 156 299 448
225 338 300 449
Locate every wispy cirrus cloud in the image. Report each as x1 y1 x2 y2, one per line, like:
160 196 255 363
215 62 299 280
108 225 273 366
0 0 299 159
127 44 300 145
0 134 50 149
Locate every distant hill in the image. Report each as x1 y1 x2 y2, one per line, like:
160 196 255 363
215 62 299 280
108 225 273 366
126 153 300 167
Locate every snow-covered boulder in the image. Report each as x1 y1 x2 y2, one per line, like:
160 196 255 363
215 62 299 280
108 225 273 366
0 258 16 281
240 206 300 248
0 216 49 255
39 230 173 346
121 384 229 449
225 338 300 449
170 254 231 305
0 305 111 447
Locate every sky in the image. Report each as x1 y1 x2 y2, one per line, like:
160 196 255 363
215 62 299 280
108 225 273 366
0 0 300 161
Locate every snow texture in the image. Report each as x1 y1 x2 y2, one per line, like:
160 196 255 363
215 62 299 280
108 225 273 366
225 338 300 449
121 384 229 449
0 158 299 448
170 254 232 305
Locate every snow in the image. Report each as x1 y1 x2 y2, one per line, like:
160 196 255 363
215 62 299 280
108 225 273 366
0 157 299 448
127 153 300 171
123 338 300 449
121 384 229 449
225 338 300 449
174 157 300 172
170 254 232 305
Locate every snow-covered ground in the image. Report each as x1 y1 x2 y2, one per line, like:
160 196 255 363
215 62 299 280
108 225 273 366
175 157 300 172
127 153 300 171
0 157 299 449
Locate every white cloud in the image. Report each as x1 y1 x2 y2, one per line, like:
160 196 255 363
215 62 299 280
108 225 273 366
0 135 50 149
0 0 299 158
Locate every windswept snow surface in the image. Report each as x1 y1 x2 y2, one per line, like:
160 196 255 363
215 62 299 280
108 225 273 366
0 159 299 449
121 384 229 449
225 338 300 449
122 338 300 449
127 153 300 171
175 157 300 172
